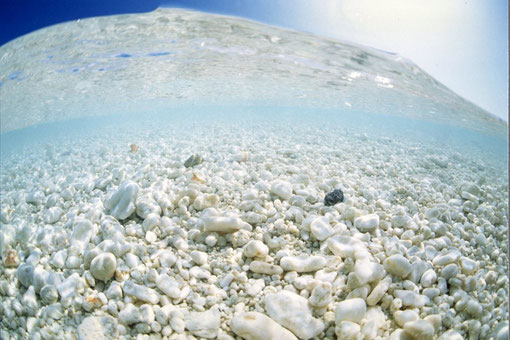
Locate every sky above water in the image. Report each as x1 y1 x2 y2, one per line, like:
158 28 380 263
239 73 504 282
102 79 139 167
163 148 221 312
0 0 507 121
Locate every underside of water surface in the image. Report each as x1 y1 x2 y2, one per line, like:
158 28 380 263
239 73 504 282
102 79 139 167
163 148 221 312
0 8 507 136
0 8 508 340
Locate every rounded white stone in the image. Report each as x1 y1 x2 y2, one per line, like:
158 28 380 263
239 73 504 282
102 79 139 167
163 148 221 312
119 303 142 325
459 257 477 274
432 251 460 266
420 269 437 288
70 219 96 251
17 264 34 287
393 310 419 327
270 180 293 200
159 250 177 268
123 280 160 304
440 263 459 279
310 216 334 241
205 234 218 247
438 330 464 340
190 250 208 265
335 298 367 324
40 284 59 305
249 261 283 275
465 299 483 318
327 235 368 259
145 231 157 243
156 274 181 299
280 255 326 273
104 180 139 220
184 308 221 339
384 254 411 278
403 320 435 340
265 290 324 339
201 210 252 233
393 290 428 308
136 197 161 219
354 214 379 232
309 282 332 308
230 312 297 340
78 315 118 340
335 321 361 340
193 194 220 211
90 252 117 282
44 207 63 224
244 240 269 258
366 277 392 306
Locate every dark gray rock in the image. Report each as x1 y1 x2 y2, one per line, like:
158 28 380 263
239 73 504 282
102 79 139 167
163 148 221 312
184 155 203 168
324 189 344 206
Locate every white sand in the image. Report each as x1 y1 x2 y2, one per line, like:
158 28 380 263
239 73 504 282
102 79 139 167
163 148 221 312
0 118 508 339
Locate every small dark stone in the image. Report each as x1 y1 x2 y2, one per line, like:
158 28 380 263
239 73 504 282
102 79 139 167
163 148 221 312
184 154 203 168
324 189 344 206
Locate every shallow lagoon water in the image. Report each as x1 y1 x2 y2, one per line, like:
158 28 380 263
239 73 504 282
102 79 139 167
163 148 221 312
0 8 508 340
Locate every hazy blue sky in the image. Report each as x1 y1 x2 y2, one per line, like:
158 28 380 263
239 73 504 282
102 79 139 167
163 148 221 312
1 0 507 120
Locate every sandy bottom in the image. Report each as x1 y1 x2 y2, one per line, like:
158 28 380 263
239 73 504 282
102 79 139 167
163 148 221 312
0 119 508 339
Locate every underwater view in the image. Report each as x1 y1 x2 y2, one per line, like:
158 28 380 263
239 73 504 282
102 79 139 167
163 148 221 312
0 7 508 340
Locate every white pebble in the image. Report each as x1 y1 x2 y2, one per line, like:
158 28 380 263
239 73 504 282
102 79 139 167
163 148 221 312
270 180 293 200
438 330 464 340
246 279 265 297
193 194 220 211
231 312 297 340
190 250 208 265
366 277 392 306
90 252 117 282
156 274 181 299
403 320 435 340
335 321 361 340
327 235 368 259
51 249 67 269
104 180 139 220
201 209 252 233
190 266 211 280
354 214 379 232
310 216 334 241
384 254 411 278
465 299 483 318
420 269 437 288
393 290 428 308
354 260 385 284
432 250 460 266
123 280 159 304
70 219 96 252
17 264 34 287
205 234 217 247
459 257 477 274
280 255 326 273
159 250 177 268
249 261 283 275
265 290 324 339
145 230 157 243
184 308 221 339
244 240 269 258
119 303 142 325
394 310 419 327
309 282 333 307
78 315 118 339
44 207 63 224
335 298 367 324
440 263 459 279
40 285 59 305
135 197 161 219
56 273 83 302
